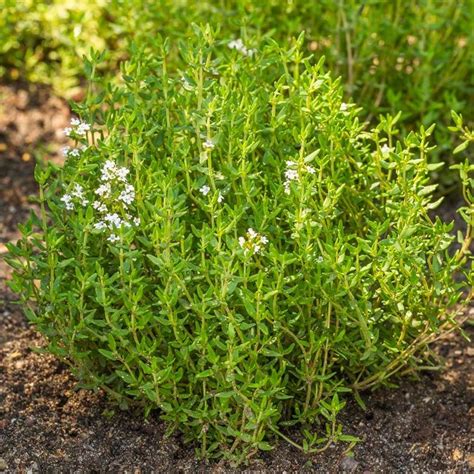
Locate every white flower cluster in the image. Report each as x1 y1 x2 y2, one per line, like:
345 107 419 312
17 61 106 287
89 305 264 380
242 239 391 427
100 159 130 182
91 160 140 242
119 184 136 206
228 38 256 57
238 228 268 255
93 212 140 242
95 183 111 199
64 117 91 137
62 146 83 158
59 158 140 244
284 160 315 194
60 184 88 211
94 160 134 207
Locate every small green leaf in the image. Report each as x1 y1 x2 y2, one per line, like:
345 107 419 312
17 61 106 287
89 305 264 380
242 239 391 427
196 369 213 379
453 141 469 154
98 349 115 360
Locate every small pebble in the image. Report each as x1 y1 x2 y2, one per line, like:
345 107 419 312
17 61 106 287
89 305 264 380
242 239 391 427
26 461 38 474
340 456 359 471
25 417 35 427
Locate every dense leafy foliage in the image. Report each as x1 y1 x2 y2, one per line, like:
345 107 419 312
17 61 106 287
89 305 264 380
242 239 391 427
7 33 473 462
1 0 472 191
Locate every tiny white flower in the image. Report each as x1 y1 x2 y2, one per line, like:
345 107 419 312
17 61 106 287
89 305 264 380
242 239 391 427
94 221 107 231
228 39 245 51
107 233 120 243
65 118 91 137
380 144 393 156
340 102 348 111
239 229 268 255
76 122 91 137
228 38 255 57
203 139 215 150
200 185 211 196
119 184 135 206
285 169 299 181
63 146 82 158
133 217 141 226
306 165 315 174
71 184 84 200
93 201 107 213
104 213 122 228
101 160 117 181
217 193 224 203
60 193 74 210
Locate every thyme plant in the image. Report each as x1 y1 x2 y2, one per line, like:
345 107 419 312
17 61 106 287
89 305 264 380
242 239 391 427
7 32 473 462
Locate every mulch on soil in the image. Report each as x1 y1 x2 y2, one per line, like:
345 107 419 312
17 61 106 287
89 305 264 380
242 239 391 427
0 83 473 473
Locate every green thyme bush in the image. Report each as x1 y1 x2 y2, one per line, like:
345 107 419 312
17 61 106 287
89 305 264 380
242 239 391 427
7 32 473 462
1 1 472 190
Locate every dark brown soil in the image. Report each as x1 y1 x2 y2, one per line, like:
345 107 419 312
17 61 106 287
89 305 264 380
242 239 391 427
1 83 473 473
0 83 70 244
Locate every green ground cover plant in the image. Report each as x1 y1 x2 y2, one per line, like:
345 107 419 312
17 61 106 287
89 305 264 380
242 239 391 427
1 1 472 192
7 31 473 463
